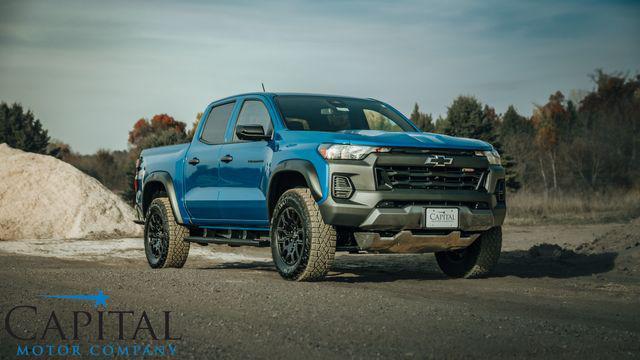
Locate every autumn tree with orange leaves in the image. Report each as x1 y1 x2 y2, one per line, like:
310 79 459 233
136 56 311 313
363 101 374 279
531 91 577 194
128 114 187 147
121 114 189 201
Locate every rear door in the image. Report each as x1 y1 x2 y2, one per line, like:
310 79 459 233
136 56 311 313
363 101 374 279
183 100 237 223
216 97 275 228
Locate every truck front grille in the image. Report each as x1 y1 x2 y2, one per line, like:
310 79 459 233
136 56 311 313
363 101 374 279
375 166 486 191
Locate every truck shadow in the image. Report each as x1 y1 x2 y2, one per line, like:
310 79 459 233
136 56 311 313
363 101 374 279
492 247 617 279
201 245 618 283
326 246 618 283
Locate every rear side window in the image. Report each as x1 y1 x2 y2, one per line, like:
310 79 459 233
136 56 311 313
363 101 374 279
233 100 273 141
200 101 235 144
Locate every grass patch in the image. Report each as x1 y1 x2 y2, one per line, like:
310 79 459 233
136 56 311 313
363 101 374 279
505 190 640 225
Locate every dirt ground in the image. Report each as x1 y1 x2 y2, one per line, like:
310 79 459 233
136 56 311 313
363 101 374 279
1 223 639 359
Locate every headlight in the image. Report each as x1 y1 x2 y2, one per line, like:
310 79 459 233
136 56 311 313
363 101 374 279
318 144 390 160
476 150 501 165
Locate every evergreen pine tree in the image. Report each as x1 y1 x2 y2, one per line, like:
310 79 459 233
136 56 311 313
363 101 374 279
0 102 50 153
444 96 522 189
409 102 435 132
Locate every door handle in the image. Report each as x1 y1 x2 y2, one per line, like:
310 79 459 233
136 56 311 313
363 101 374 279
220 154 233 163
188 157 200 165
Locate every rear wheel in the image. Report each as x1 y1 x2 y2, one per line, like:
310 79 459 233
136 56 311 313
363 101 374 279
271 188 336 281
435 227 502 278
144 197 190 268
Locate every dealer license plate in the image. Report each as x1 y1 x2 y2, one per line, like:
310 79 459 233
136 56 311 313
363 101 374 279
424 208 459 229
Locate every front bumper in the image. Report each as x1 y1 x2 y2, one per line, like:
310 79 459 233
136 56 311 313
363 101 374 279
317 151 506 232
320 190 506 231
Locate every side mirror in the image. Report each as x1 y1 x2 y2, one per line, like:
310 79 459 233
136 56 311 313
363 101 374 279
236 124 270 141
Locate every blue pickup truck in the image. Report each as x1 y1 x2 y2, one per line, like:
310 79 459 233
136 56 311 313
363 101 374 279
134 93 506 281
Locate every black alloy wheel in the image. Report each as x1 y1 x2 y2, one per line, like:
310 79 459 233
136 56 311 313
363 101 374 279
275 207 306 266
143 197 190 269
270 188 336 281
145 209 168 266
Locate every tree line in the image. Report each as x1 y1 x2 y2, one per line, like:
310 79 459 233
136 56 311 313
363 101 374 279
410 70 640 193
1 70 638 201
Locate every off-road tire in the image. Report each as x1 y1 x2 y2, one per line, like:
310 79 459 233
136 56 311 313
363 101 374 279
435 226 502 278
271 188 336 281
144 197 190 269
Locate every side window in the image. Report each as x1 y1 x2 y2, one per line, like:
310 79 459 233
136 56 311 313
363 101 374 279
233 100 273 141
200 101 236 144
363 109 403 132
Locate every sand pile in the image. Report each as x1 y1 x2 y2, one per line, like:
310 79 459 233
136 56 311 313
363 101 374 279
0 143 142 240
576 217 640 274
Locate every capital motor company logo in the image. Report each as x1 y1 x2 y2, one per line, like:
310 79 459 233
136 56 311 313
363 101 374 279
2 290 182 357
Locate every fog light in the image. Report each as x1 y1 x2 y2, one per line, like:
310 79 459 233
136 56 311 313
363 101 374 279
332 175 354 199
495 179 506 203
377 201 396 208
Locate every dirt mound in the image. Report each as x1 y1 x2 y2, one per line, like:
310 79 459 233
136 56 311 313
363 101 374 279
576 217 640 274
0 144 142 240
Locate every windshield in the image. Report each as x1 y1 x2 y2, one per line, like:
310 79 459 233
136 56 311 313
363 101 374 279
275 95 416 132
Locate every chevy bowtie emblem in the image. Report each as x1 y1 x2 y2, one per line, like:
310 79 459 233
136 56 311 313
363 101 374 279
425 155 453 167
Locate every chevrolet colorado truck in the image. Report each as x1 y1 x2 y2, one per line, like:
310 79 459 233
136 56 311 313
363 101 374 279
134 93 506 281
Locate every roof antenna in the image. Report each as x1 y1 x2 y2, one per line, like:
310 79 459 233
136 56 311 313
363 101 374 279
261 83 266 92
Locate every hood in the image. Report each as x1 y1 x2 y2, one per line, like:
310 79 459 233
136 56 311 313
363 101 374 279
282 130 493 151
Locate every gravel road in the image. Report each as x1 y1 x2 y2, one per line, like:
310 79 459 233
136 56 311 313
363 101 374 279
1 224 639 359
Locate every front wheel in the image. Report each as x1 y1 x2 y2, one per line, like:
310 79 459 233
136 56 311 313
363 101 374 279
270 188 336 281
435 227 502 278
144 197 190 268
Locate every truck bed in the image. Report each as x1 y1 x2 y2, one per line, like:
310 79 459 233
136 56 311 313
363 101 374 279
140 142 189 176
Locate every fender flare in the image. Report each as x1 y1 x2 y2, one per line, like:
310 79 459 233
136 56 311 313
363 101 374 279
268 160 323 213
143 171 184 224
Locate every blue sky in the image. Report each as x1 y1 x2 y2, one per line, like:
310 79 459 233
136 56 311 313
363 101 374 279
0 0 638 153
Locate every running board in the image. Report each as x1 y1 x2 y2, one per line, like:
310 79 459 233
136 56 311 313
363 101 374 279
184 236 270 247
